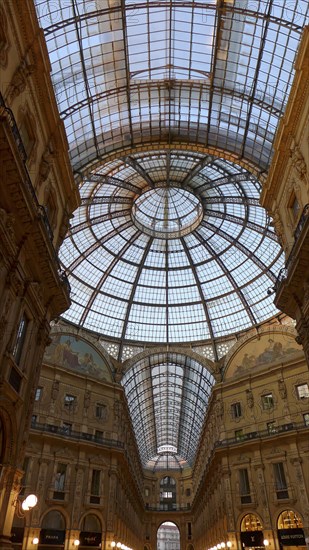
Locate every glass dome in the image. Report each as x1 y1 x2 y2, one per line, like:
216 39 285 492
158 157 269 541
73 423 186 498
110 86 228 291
60 151 283 347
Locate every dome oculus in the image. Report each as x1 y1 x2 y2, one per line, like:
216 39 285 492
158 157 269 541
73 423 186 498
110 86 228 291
131 187 203 239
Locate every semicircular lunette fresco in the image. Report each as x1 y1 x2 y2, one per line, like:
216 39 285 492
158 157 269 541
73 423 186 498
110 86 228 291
44 334 112 382
225 332 303 380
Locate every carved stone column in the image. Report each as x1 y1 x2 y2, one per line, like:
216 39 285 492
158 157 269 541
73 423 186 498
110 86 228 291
71 466 85 528
254 465 271 527
31 459 50 526
106 470 118 532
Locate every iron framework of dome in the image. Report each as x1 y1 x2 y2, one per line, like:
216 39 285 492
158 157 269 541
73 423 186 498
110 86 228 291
60 152 283 352
34 0 308 471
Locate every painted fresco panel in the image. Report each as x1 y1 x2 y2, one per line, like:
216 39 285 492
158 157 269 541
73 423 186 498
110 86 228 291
44 334 112 381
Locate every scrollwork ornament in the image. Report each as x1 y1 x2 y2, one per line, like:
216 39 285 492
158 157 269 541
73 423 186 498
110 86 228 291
246 389 254 409
290 141 307 181
278 379 287 399
7 59 35 102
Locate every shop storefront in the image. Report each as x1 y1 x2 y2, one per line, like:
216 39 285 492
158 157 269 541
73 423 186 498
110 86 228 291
79 531 102 549
79 514 102 550
38 510 66 550
277 510 306 550
241 514 265 550
38 528 65 550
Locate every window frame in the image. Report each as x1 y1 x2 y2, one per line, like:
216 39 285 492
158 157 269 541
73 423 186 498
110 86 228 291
64 394 77 410
296 383 309 400
261 392 274 410
273 462 289 500
231 401 242 419
95 403 107 420
35 387 43 401
12 312 29 366
239 468 252 504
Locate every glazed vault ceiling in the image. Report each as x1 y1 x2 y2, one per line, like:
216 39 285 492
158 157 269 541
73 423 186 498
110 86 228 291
34 0 308 470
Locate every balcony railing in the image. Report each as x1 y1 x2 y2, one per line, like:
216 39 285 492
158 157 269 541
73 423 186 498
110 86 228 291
0 92 27 162
0 92 70 294
275 204 309 291
294 203 309 240
145 504 191 512
30 421 124 449
214 421 307 449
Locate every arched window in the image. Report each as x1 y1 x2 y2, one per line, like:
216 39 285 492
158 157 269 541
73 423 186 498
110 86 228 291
81 514 101 532
41 510 66 530
241 514 263 531
277 510 303 529
79 514 102 548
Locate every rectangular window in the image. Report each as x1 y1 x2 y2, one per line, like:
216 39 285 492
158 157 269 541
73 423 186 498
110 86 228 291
54 463 66 499
273 462 289 499
303 413 309 426
296 383 309 400
231 402 242 418
90 470 101 504
161 491 173 499
64 394 76 410
12 313 29 365
96 403 107 420
31 415 37 425
261 393 274 410
91 470 101 496
35 387 43 401
239 468 251 504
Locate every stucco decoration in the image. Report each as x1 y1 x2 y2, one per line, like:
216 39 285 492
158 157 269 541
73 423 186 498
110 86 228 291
224 327 303 380
44 333 112 382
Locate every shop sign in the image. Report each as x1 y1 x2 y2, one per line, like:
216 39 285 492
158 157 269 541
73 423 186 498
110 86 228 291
40 529 65 545
80 532 102 546
278 529 305 546
241 531 264 547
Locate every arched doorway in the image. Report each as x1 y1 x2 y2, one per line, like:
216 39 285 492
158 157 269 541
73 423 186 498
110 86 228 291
39 510 66 550
157 522 180 550
277 510 306 550
240 514 265 550
79 514 102 549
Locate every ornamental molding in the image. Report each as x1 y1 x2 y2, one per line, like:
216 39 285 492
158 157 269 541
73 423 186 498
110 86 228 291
122 345 215 376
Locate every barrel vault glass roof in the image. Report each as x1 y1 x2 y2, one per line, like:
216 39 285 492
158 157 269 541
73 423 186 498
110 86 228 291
34 0 308 174
121 353 215 470
34 0 308 470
